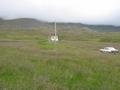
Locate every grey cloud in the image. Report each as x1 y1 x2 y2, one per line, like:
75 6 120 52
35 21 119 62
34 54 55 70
0 0 120 25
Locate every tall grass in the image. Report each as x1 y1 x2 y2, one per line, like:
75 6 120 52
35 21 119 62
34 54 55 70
0 29 120 90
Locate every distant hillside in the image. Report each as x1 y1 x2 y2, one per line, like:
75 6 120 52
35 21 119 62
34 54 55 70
0 18 120 32
87 25 120 32
0 18 49 29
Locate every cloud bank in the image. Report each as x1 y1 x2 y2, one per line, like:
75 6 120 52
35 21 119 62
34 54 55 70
0 0 120 25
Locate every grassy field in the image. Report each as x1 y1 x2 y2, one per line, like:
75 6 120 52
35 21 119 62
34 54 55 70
0 29 120 90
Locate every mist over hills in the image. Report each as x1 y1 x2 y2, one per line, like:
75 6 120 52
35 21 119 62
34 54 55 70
0 18 120 32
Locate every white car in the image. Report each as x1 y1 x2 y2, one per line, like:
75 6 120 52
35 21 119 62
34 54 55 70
100 47 119 53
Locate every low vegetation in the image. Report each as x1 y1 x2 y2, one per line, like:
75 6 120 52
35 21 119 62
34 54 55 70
0 21 120 90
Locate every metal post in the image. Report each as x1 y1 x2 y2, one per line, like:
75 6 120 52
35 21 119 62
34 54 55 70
54 22 57 36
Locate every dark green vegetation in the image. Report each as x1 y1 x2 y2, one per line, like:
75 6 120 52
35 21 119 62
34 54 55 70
0 18 120 90
0 18 120 32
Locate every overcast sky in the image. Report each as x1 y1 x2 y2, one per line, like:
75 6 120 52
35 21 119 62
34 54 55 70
0 0 120 25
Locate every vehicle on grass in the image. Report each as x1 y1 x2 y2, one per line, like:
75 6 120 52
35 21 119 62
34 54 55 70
100 47 119 54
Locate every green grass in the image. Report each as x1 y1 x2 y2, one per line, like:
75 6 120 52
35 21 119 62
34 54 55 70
0 29 120 90
99 32 120 43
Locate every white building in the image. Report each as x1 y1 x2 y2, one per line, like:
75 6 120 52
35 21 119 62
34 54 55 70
50 36 59 42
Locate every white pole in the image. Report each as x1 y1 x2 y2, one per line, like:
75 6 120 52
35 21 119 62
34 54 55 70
54 22 57 36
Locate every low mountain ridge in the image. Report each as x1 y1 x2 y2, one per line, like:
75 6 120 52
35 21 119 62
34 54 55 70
0 18 48 29
0 18 120 32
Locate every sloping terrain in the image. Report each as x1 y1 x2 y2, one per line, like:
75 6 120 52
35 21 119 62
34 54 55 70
0 18 120 32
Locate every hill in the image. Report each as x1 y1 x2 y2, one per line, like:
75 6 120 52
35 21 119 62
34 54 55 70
0 18 48 29
0 18 120 32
